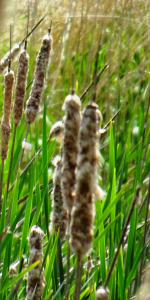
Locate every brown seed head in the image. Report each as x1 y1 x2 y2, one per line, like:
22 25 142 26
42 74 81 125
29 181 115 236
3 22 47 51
70 102 101 256
3 70 14 124
96 286 110 300
0 44 20 74
13 49 29 125
61 94 81 211
50 156 68 239
25 34 52 124
26 225 44 300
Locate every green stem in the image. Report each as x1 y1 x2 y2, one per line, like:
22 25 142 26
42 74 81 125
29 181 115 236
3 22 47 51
74 255 82 300
0 159 4 214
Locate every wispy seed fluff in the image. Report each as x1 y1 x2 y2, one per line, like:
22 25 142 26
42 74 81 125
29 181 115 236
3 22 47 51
50 156 68 239
61 93 81 211
26 225 44 300
1 70 14 160
0 45 20 74
70 103 101 256
49 121 64 144
13 49 29 125
25 33 52 124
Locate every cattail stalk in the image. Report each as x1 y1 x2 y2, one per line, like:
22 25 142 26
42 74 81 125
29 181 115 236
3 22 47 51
26 225 44 300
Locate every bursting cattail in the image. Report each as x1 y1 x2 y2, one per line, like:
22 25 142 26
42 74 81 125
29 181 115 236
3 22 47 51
70 103 101 257
25 32 52 124
13 48 29 125
26 225 44 300
0 45 20 74
1 70 14 160
96 286 110 300
50 156 68 239
61 93 81 212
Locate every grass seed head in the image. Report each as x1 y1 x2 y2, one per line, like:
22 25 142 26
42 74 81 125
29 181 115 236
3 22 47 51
70 102 101 256
50 156 68 239
1 120 11 160
50 121 64 144
61 93 81 211
26 225 44 300
13 49 29 125
25 33 52 124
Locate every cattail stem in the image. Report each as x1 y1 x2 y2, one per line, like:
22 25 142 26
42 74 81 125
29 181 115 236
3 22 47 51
104 187 141 288
20 123 30 166
65 212 71 300
6 124 17 201
74 255 82 300
138 181 150 287
0 159 4 213
57 237 64 295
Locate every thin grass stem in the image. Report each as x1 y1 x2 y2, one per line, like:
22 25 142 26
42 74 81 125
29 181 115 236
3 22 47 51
6 124 17 201
65 213 71 300
104 187 140 288
0 159 4 214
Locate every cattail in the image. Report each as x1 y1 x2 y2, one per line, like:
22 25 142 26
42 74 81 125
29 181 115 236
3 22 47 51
26 225 44 300
50 156 68 239
25 31 52 124
61 93 81 212
96 286 110 300
49 121 64 144
13 48 29 125
1 70 14 160
70 102 101 257
0 45 20 74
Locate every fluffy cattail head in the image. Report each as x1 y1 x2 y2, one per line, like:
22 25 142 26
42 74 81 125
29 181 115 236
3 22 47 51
61 93 81 211
70 102 101 256
96 286 110 300
13 49 29 125
49 121 64 144
50 156 68 239
0 44 20 74
1 70 14 160
26 225 44 300
25 33 52 124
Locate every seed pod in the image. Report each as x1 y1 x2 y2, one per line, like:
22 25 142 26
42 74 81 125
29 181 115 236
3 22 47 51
70 102 101 256
61 93 81 212
26 225 44 300
13 49 29 125
50 156 68 239
96 286 110 300
1 70 14 160
25 33 52 124
0 45 20 74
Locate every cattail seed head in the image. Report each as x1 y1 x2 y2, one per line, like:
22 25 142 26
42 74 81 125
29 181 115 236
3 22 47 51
50 156 68 239
1 70 14 160
26 225 44 300
96 286 110 300
0 44 20 74
49 121 64 144
25 33 52 124
70 102 101 256
13 49 29 125
61 93 81 211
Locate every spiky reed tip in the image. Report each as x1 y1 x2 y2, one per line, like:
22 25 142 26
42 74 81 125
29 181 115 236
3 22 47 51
25 33 53 124
13 49 29 125
26 225 44 300
70 102 101 257
61 93 81 212
50 156 68 239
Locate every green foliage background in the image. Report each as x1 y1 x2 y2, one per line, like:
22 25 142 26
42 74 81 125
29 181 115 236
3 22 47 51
0 0 150 299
